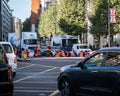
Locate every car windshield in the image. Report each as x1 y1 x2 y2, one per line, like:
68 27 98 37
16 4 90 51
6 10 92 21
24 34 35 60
2 44 12 53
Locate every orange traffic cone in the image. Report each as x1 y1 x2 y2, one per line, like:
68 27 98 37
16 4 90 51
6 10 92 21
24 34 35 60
61 51 66 57
55 52 61 57
79 51 84 57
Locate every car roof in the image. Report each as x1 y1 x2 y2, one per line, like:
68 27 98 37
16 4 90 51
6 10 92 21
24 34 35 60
99 47 120 52
0 41 11 45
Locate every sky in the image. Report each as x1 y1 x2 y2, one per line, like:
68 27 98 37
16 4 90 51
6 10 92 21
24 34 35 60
8 0 31 22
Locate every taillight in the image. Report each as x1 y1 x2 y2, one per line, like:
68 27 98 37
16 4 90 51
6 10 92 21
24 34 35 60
14 57 17 63
8 68 13 82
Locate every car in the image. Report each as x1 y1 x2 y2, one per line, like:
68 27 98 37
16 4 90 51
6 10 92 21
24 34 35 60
72 44 91 56
0 42 17 77
0 44 14 96
57 47 120 96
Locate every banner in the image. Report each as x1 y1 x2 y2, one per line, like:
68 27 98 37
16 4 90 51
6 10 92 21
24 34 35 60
110 8 116 23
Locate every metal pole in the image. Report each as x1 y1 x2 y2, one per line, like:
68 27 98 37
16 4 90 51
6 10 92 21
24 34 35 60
108 0 110 47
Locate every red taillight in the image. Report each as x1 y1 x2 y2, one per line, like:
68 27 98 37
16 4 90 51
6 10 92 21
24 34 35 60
14 57 17 63
8 69 13 82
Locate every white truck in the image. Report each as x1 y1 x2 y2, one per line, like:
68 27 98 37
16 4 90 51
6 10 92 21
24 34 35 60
51 35 78 48
8 32 38 50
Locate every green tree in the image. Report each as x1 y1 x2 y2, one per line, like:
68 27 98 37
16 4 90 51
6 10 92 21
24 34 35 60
22 18 31 32
38 0 87 39
38 1 62 39
90 0 108 36
58 0 87 35
91 0 120 36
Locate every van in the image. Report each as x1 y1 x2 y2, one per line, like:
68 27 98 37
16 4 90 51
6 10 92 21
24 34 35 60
0 42 17 77
72 44 91 56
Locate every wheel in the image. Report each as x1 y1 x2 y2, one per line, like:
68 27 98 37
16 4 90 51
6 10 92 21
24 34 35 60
113 86 120 96
61 79 73 96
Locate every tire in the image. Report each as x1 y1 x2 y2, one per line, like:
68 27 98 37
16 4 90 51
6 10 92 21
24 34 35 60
113 86 120 96
61 79 73 96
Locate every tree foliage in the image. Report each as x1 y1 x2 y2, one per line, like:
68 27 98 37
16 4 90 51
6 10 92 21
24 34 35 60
22 18 31 32
38 0 87 38
90 0 120 36
58 0 87 35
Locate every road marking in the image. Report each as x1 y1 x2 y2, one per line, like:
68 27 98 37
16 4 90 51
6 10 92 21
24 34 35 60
16 81 56 84
49 90 60 96
14 90 53 93
19 62 60 68
14 67 57 83
17 64 37 70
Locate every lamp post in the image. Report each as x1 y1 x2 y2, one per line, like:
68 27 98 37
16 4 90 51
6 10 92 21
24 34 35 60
108 0 110 47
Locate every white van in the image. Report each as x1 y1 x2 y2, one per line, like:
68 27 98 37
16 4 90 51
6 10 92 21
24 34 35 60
72 44 91 56
0 42 17 77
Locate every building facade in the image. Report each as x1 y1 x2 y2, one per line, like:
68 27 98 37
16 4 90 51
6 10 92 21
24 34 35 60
12 17 22 39
31 0 40 32
0 0 12 41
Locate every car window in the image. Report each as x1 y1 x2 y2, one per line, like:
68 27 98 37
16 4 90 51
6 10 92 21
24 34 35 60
77 46 79 49
105 52 120 66
2 44 12 53
84 52 106 66
0 45 8 64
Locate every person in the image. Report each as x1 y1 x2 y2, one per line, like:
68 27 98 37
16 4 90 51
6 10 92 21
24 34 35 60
36 43 41 56
46 44 53 57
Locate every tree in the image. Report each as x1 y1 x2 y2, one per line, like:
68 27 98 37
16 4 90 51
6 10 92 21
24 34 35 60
38 0 87 39
58 0 87 35
22 18 31 32
90 0 120 36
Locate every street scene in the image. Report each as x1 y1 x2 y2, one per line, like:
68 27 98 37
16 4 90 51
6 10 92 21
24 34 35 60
0 0 120 96
13 57 80 96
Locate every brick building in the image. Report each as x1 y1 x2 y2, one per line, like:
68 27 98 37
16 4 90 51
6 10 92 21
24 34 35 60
31 0 40 32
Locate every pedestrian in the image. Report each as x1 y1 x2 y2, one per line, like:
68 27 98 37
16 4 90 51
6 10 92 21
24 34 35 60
36 42 41 56
46 44 53 57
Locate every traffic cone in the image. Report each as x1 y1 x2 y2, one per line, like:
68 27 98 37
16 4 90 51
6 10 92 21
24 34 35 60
55 52 61 57
61 51 66 57
79 51 84 57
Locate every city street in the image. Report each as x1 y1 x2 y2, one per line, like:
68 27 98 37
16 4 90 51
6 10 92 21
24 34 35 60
13 57 81 96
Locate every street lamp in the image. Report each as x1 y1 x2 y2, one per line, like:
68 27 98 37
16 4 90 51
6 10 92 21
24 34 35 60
108 0 110 47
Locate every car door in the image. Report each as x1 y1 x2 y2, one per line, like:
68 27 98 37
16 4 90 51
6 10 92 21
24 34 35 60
78 52 107 95
93 52 120 95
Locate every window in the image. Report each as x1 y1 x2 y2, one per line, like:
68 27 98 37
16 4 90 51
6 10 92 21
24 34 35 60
0 45 7 64
84 52 106 66
2 44 12 53
105 52 120 66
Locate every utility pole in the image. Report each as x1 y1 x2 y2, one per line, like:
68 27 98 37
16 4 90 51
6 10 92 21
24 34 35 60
108 0 110 47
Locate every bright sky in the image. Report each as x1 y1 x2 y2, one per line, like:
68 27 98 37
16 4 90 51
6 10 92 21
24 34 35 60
8 0 31 22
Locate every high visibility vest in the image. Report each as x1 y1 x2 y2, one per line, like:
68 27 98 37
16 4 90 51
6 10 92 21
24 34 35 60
37 44 41 51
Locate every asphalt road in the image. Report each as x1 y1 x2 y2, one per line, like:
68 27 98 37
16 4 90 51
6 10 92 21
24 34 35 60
13 57 81 96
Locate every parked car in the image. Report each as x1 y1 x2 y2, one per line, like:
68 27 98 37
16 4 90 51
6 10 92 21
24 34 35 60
72 44 91 56
57 47 120 96
0 42 17 77
0 44 14 96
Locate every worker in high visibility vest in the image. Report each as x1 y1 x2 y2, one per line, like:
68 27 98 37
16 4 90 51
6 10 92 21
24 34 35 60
36 42 41 56
46 44 53 57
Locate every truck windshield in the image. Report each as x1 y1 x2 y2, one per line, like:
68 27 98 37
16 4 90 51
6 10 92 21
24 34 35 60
24 39 37 45
68 39 78 46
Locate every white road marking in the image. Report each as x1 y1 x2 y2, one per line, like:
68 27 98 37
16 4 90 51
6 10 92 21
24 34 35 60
17 64 37 70
14 67 57 83
14 90 53 93
49 90 60 96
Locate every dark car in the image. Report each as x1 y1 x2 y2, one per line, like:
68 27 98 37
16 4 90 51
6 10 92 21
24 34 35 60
0 44 14 96
57 47 120 96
